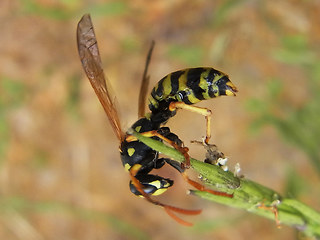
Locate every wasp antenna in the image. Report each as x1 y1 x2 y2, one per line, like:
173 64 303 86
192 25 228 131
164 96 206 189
138 40 155 118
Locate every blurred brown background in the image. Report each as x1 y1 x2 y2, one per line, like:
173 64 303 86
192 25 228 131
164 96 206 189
1 0 319 239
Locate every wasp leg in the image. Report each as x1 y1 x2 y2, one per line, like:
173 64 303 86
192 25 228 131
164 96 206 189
126 130 191 168
169 102 212 144
164 158 233 198
257 201 281 228
157 127 183 146
158 127 194 170
163 158 185 173
129 164 201 226
182 172 233 198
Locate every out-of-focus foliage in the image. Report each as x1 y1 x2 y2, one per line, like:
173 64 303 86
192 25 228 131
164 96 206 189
20 0 128 19
247 34 320 175
1 0 319 239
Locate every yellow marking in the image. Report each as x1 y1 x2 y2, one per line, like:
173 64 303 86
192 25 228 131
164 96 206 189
148 96 159 108
213 72 223 82
126 135 137 142
226 81 238 96
127 148 135 157
212 73 224 98
226 81 236 88
144 112 151 120
153 84 159 93
152 188 168 196
135 126 142 132
139 131 155 137
130 164 142 175
124 163 131 172
149 180 161 189
187 92 201 104
162 75 172 98
226 89 236 96
174 70 188 102
200 70 211 100
138 179 170 196
179 70 188 90
199 69 210 90
211 72 223 97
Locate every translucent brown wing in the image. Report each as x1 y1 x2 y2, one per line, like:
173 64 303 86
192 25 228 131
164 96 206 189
138 41 155 118
77 14 124 142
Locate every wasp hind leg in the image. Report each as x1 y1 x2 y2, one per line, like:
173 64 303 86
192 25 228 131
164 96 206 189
164 158 233 198
129 164 201 226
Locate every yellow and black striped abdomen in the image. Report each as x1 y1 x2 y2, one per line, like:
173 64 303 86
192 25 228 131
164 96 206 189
148 67 237 112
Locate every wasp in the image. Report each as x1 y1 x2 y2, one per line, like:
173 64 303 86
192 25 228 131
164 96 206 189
77 14 237 226
149 67 237 151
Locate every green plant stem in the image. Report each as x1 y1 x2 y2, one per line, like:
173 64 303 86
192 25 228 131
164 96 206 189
131 130 320 237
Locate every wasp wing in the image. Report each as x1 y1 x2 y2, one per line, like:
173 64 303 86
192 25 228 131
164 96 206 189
77 14 124 142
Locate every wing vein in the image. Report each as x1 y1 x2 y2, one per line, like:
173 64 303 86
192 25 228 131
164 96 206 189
77 14 124 142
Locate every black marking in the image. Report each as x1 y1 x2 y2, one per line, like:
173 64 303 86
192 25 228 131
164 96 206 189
131 118 157 133
207 68 224 98
170 70 184 95
206 68 220 84
130 174 173 196
153 77 165 98
186 68 206 101
208 86 218 98
215 76 230 96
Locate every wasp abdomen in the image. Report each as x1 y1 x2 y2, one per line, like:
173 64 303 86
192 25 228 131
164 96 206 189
148 67 237 112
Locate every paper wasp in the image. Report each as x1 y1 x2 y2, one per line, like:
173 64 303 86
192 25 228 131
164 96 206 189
77 14 237 226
